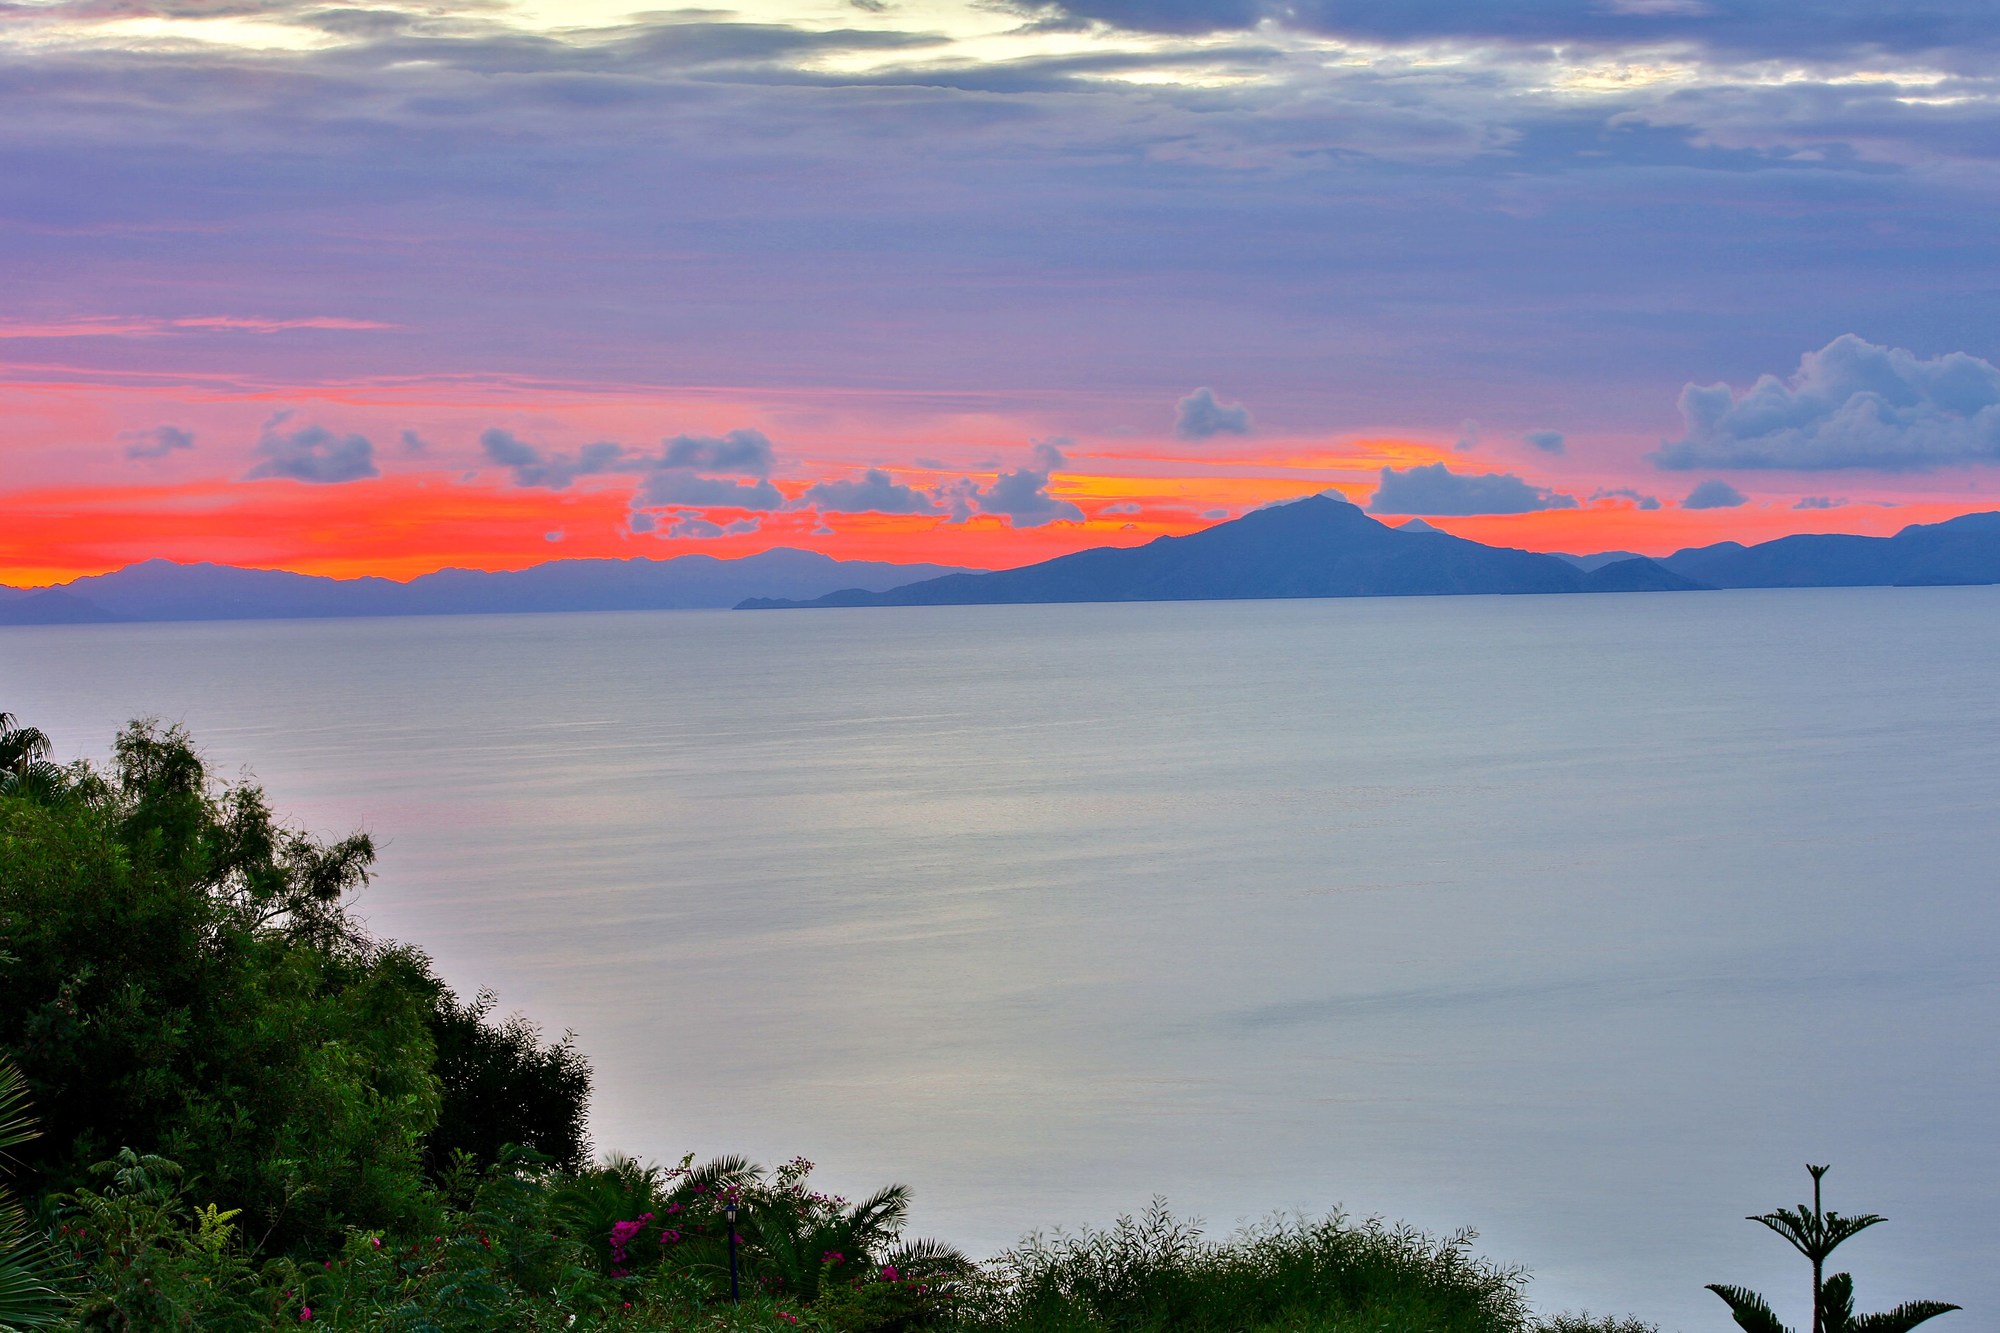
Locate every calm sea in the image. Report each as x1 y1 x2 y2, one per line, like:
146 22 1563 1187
5 589 1995 1330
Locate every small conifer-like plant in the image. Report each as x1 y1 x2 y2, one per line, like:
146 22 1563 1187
1708 1164 1958 1333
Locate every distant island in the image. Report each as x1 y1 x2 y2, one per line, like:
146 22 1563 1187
741 495 2000 610
9 496 2000 626
0 549 974 626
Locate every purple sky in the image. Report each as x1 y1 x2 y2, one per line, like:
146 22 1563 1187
5 0 2000 578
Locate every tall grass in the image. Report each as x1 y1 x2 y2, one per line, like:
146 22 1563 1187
959 1199 1532 1333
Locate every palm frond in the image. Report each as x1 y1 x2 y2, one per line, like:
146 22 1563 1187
884 1236 974 1278
0 1061 37 1157
1820 1271 1857 1333
1850 1301 1961 1333
0 1242 65 1331
846 1184 911 1238
1708 1283 1794 1333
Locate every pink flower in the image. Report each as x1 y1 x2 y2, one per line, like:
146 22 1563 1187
821 1250 844 1265
299 1308 313 1322
881 1265 899 1282
776 1313 799 1326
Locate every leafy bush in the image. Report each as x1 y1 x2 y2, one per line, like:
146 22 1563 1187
425 988 591 1175
963 1199 1530 1333
0 719 588 1251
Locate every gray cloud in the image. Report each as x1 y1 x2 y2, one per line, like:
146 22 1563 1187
13 0 2000 503
1793 494 1847 509
1454 420 1481 453
481 427 627 489
1652 336 2000 472
1590 486 1662 510
798 467 941 514
636 471 784 510
1038 0 2000 62
1524 429 1565 455
400 428 430 455
1369 463 1579 515
664 513 764 538
244 416 377 483
1174 387 1252 440
971 441 1085 527
122 424 193 459
1683 478 1749 508
656 429 775 476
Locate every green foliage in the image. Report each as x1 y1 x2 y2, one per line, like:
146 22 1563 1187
0 718 590 1254
0 1051 63 1330
1535 1315 1659 1333
1708 1166 1958 1333
425 988 592 1175
960 1199 1529 1333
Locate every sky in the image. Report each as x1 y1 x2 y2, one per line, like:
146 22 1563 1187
5 0 2000 583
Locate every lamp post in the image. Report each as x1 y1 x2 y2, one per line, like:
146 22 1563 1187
725 1200 740 1304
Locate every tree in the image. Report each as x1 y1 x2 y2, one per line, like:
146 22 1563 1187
1709 1165 1958 1333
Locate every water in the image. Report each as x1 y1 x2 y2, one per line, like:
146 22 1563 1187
4 588 1995 1331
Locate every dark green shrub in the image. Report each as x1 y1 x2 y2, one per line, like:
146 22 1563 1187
0 718 594 1254
424 988 591 1175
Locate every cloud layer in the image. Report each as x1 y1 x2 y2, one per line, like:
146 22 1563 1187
246 419 378 484
1369 463 1579 515
1175 389 1252 441
1654 336 2000 472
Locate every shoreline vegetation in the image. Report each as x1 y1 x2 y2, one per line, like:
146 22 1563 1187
0 713 1943 1333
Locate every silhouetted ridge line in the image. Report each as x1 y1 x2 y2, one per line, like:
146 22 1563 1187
0 550 976 625
737 495 1705 608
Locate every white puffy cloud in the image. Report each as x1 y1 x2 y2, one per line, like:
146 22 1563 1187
1653 335 2000 472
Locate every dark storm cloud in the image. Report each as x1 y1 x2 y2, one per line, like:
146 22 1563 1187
1369 462 1579 515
